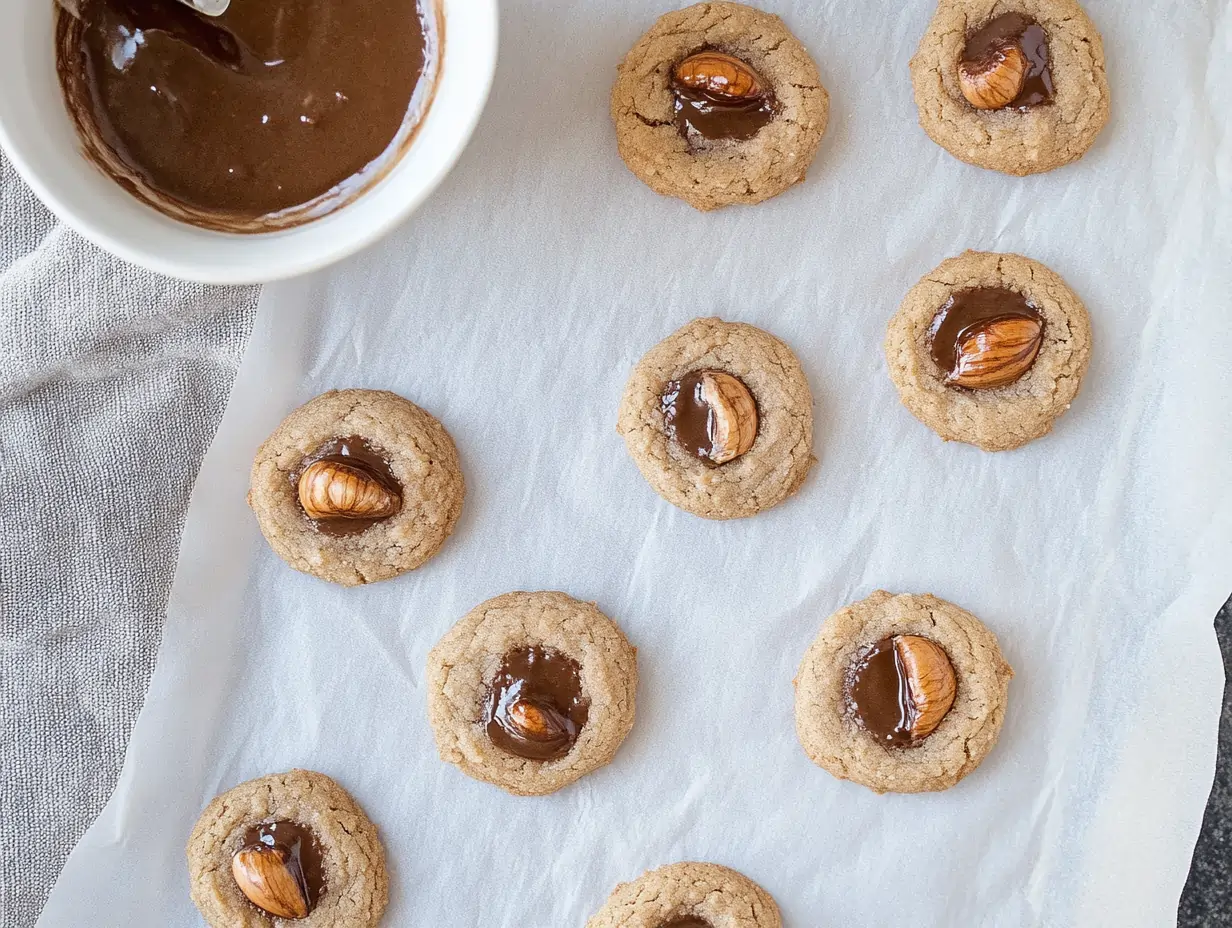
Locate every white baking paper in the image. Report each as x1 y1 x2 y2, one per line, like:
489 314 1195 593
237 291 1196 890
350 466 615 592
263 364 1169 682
37 0 1232 925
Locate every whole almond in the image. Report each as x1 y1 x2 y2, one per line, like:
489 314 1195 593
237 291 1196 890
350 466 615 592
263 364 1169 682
673 51 764 99
297 459 401 521
948 315 1044 389
895 636 958 741
959 44 1029 110
231 844 310 919
507 698 572 746
698 370 758 464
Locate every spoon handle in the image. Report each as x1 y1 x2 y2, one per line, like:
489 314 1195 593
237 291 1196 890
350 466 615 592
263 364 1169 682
177 0 229 17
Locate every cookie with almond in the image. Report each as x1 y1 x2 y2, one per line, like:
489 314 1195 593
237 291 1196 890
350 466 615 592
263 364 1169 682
884 250 1092 451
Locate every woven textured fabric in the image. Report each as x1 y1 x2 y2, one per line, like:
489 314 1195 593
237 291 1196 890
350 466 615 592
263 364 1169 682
0 150 258 927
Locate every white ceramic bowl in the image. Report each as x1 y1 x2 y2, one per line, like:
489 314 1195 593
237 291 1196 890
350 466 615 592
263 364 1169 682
0 0 498 284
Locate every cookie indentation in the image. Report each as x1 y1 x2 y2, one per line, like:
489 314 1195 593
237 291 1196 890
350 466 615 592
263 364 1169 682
846 636 957 746
928 287 1044 389
661 369 759 466
671 49 776 143
959 13 1053 111
231 820 324 919
485 646 590 761
294 436 402 535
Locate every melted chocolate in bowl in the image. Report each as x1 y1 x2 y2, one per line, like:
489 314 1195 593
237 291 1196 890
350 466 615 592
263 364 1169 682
54 0 440 231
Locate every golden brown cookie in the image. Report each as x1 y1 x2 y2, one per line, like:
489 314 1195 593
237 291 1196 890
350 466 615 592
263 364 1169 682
794 591 1013 794
248 388 464 586
186 769 387 928
586 861 781 928
617 317 814 519
611 1 829 210
884 250 1092 451
425 591 638 796
910 0 1110 175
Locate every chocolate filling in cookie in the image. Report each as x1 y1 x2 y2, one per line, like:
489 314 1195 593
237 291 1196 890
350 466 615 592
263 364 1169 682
928 288 1044 389
661 918 713 928
959 12 1054 111
670 49 777 143
291 436 403 536
231 820 325 919
484 646 590 761
661 369 759 466
845 636 956 747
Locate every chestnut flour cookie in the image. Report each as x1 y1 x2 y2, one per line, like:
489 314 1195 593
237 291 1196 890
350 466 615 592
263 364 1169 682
618 317 814 519
794 591 1013 793
249 388 464 586
612 1 829 210
426 591 638 796
885 250 1092 451
910 0 1110 175
587 861 781 928
187 769 387 928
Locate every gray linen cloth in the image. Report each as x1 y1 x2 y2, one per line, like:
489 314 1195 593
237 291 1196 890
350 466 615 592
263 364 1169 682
0 150 258 926
0 150 1226 927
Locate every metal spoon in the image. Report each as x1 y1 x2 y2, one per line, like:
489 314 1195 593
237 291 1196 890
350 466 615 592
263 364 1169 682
177 0 229 17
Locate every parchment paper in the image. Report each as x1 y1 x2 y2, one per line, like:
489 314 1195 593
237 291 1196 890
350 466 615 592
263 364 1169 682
36 1 1232 925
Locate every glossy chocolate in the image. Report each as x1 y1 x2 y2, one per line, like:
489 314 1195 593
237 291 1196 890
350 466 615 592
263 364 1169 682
670 50 775 142
928 287 1044 382
237 820 325 916
962 12 1054 109
56 0 435 229
661 371 715 463
845 638 917 746
846 637 958 746
293 436 401 536
672 88 776 141
484 646 589 761
661 369 757 466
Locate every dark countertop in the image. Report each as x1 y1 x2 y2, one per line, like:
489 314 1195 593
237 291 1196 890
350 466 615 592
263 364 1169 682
1179 597 1232 926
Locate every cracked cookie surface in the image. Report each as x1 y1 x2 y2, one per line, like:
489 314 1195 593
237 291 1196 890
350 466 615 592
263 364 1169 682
618 317 814 519
794 591 1013 794
248 388 464 586
884 250 1092 451
187 769 388 928
910 0 1110 175
425 591 638 796
611 1 829 210
586 861 781 928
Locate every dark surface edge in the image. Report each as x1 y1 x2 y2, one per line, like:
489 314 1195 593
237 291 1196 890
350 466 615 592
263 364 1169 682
1178 596 1232 927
